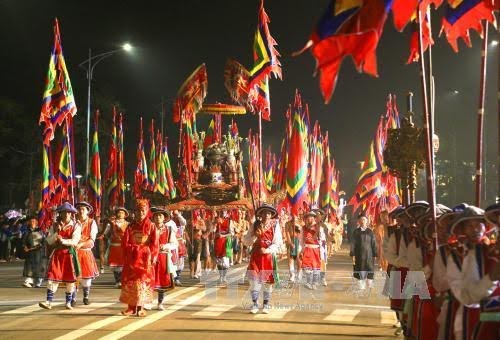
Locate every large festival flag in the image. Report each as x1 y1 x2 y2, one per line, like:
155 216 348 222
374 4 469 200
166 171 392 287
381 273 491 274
133 118 149 199
441 0 496 52
54 118 74 205
41 144 53 205
204 118 215 148
105 108 118 207
88 110 101 217
39 19 77 145
155 132 168 196
309 121 324 207
163 137 177 199
349 96 401 220
295 0 393 103
285 92 309 216
117 113 125 206
173 64 208 124
391 0 443 31
248 0 282 121
320 132 333 210
148 120 157 191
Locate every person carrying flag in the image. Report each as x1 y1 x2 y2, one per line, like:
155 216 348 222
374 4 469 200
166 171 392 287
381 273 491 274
72 202 100 306
103 207 130 288
244 203 283 314
39 202 81 310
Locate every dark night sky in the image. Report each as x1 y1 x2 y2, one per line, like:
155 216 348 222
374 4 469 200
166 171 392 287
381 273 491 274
0 0 498 206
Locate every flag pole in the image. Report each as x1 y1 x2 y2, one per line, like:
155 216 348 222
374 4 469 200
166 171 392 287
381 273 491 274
417 8 437 241
475 22 489 207
258 110 263 206
66 118 75 205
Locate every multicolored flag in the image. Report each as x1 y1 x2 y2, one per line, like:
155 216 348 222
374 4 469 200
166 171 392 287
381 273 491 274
441 0 496 52
134 118 149 199
117 113 125 206
39 19 77 145
88 110 101 217
105 108 118 207
164 137 177 199
295 0 393 103
391 0 443 31
173 64 208 124
155 132 168 196
264 147 276 193
54 117 74 205
309 121 324 208
148 119 157 191
285 92 309 216
204 118 215 148
248 0 282 121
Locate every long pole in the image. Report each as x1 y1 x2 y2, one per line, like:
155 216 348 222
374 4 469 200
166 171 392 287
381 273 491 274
475 22 489 207
417 9 437 243
85 48 92 183
66 119 75 205
258 110 263 205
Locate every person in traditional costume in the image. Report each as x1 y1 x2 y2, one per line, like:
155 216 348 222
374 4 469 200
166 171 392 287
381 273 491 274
189 210 204 279
374 209 388 271
234 209 249 265
22 216 46 288
171 209 187 286
313 209 329 287
472 203 500 339
243 203 282 314
350 213 377 290
72 201 99 306
382 206 406 336
103 207 130 288
431 205 464 340
213 210 234 285
408 204 451 340
448 206 499 340
285 214 302 282
301 211 322 290
119 199 159 317
445 204 470 340
39 202 81 310
151 207 177 310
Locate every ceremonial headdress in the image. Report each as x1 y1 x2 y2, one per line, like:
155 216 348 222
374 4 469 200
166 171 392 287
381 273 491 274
485 203 500 226
449 206 485 235
303 210 317 218
405 201 429 221
389 206 405 219
150 206 169 218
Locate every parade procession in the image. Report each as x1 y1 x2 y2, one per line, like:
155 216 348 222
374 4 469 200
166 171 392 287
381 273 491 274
0 0 499 339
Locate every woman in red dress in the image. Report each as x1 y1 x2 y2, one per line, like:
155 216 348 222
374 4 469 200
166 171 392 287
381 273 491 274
104 207 130 287
300 211 321 290
119 199 159 317
151 207 177 310
73 201 100 306
243 204 283 314
39 202 81 310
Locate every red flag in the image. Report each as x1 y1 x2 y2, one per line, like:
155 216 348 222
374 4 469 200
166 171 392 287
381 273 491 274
295 0 393 103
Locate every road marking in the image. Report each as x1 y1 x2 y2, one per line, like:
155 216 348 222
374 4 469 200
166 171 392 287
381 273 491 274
2 302 63 314
324 309 360 322
52 286 198 340
380 310 398 325
331 303 390 310
99 287 219 340
57 302 115 314
254 307 291 319
192 304 235 317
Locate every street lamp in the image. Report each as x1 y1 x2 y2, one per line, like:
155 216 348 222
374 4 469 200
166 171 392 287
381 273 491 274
79 43 133 182
75 174 83 201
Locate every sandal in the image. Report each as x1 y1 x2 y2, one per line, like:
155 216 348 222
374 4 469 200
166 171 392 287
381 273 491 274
136 309 146 317
121 309 135 316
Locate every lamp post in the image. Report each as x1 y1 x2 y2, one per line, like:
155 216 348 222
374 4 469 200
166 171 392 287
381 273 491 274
79 43 133 183
75 174 83 201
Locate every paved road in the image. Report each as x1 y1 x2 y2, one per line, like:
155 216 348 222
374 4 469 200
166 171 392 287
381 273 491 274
0 245 398 339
